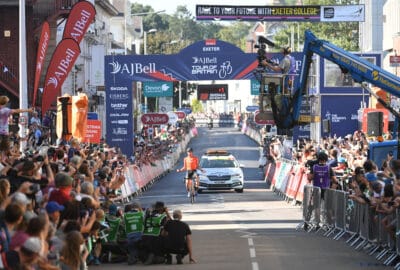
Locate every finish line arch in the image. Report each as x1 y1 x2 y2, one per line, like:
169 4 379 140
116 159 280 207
104 39 263 157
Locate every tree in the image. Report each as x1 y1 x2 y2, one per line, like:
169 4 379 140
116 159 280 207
218 22 252 51
191 99 204 113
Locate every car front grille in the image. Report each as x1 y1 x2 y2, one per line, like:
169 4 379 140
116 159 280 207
208 175 231 181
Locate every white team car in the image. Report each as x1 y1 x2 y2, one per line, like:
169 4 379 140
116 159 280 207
197 150 244 193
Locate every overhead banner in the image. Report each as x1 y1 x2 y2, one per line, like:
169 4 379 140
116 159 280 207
143 81 173 97
33 21 50 107
42 38 81 114
62 0 96 44
195 5 364 22
105 39 259 82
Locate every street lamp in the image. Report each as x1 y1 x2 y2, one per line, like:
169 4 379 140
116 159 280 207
161 40 179 54
124 10 164 55
144 28 157 55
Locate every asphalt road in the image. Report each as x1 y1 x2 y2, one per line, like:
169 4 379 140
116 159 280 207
96 127 389 270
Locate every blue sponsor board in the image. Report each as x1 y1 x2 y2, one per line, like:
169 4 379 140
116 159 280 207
250 79 260 95
293 124 311 142
104 84 134 158
143 81 173 97
246 105 259 112
321 95 368 138
179 107 192 115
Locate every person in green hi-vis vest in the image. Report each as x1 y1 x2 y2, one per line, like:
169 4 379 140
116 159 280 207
141 201 171 265
123 202 145 265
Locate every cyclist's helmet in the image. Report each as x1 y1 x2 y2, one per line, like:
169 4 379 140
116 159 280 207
187 147 193 153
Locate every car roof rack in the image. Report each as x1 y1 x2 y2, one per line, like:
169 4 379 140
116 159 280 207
205 149 230 156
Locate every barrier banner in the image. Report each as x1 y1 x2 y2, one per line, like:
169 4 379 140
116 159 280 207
125 166 138 194
286 165 302 200
265 162 276 185
62 0 96 44
132 167 145 189
42 39 80 114
263 162 272 181
295 168 309 203
276 162 292 192
33 21 50 107
274 162 286 191
285 164 300 199
270 161 281 187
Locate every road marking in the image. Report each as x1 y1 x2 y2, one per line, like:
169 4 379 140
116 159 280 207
252 262 259 270
249 247 256 258
248 238 254 246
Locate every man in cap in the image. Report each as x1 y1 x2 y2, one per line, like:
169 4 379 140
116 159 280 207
46 201 65 228
0 237 42 269
48 172 74 206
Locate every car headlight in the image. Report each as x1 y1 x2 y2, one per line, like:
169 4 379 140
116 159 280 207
231 173 242 178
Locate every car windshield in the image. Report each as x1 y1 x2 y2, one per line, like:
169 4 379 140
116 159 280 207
201 158 237 168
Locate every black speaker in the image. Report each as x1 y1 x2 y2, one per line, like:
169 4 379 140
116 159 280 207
367 111 383 136
322 119 330 133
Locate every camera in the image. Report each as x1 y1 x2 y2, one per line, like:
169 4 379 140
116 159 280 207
254 36 276 68
29 183 41 194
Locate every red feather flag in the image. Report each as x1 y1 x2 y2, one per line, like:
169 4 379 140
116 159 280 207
41 39 81 114
62 1 96 44
33 21 50 107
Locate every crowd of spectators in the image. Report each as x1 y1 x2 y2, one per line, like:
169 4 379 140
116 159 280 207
261 128 400 241
0 102 197 269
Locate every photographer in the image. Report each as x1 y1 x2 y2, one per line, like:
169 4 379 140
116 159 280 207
261 46 296 94
141 201 171 265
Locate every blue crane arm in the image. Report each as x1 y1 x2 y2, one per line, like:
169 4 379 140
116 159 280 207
292 30 400 126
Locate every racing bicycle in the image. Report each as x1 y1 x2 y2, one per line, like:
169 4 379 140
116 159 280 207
186 176 196 204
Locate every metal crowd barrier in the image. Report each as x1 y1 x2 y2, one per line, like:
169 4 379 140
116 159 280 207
299 185 400 267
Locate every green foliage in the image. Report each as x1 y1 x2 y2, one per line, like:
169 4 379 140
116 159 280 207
131 1 360 53
191 99 204 113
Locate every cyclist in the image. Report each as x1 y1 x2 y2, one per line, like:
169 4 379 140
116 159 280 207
177 148 204 197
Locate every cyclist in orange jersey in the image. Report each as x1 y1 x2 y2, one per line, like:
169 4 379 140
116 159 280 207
177 148 205 197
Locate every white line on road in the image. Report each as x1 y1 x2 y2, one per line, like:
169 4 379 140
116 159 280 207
248 238 254 246
249 247 256 258
252 262 259 270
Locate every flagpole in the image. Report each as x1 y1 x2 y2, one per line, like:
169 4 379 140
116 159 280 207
19 0 28 151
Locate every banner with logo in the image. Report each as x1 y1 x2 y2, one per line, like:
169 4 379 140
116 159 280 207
62 0 96 44
85 119 101 143
143 81 173 97
105 39 261 82
105 82 134 159
195 4 365 22
321 95 366 138
33 21 50 107
42 38 80 114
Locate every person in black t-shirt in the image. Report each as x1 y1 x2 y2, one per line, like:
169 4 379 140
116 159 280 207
162 209 195 264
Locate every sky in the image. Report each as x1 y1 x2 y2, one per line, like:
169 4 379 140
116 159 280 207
130 0 270 16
